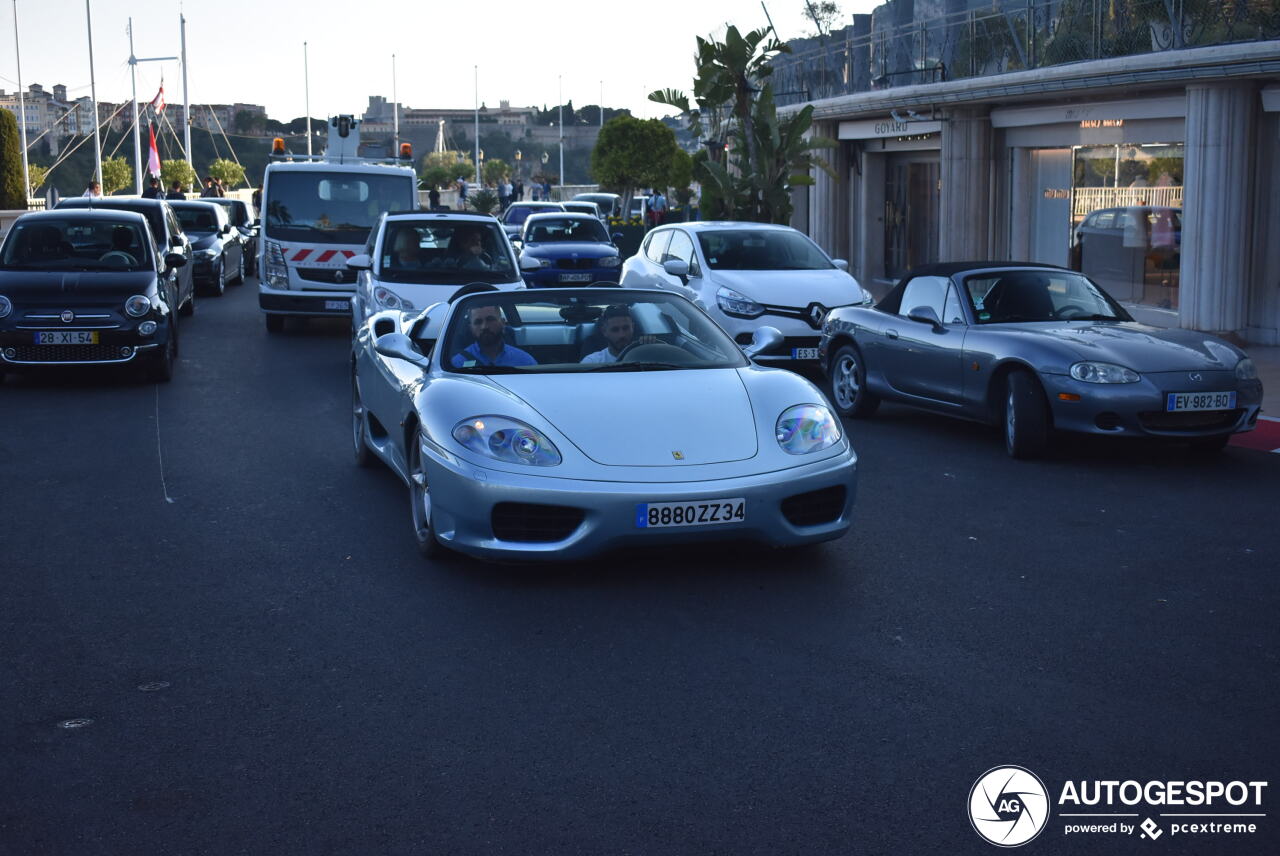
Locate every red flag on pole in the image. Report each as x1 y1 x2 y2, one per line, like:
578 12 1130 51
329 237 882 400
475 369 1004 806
149 80 166 116
147 124 162 178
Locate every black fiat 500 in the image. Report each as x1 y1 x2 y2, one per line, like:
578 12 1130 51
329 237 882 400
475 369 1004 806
0 209 188 383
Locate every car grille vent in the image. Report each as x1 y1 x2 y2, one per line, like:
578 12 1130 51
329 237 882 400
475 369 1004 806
1139 410 1240 432
555 258 596 270
6 345 133 364
297 267 357 284
491 502 585 543
780 485 847 527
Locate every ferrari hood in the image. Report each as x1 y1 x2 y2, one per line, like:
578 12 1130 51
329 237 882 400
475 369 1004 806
710 268 868 309
489 369 759 466
1030 323 1246 372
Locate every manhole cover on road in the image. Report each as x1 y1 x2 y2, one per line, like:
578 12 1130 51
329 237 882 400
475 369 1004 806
138 681 170 692
58 718 93 729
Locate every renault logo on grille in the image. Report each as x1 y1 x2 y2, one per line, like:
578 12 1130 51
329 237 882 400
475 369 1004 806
60 310 75 323
334 269 345 283
805 303 827 329
1189 372 1203 382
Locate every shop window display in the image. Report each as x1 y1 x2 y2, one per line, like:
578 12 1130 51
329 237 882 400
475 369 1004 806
1069 144 1183 310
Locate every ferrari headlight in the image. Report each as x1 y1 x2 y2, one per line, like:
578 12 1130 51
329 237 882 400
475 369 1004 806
124 294 152 317
599 255 621 268
452 416 561 466
717 286 763 318
1069 361 1140 383
373 286 414 312
1235 358 1257 380
776 404 841 455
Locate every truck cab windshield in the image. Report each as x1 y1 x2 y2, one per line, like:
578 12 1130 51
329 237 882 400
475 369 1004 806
264 172 414 245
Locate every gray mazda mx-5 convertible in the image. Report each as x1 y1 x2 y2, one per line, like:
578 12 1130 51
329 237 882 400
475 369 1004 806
819 262 1263 458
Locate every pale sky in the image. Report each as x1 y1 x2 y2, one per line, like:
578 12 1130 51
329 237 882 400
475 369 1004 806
2 0 875 123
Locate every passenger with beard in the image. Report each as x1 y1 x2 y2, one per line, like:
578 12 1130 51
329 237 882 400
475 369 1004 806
450 304 537 368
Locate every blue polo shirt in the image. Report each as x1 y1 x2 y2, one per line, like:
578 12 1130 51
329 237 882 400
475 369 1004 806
451 342 537 368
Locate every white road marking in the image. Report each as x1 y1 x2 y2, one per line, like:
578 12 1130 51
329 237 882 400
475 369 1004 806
155 386 175 504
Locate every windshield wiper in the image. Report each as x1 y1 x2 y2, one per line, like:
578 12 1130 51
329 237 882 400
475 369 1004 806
588 361 687 372
1066 314 1121 322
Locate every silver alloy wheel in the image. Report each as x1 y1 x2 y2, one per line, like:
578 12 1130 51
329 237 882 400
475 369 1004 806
1005 387 1017 448
408 433 439 556
352 375 365 454
833 352 859 411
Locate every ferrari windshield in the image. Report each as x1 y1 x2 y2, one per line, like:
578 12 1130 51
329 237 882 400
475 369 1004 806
380 220 515 284
1 218 151 271
963 270 1131 323
697 229 834 271
443 291 749 374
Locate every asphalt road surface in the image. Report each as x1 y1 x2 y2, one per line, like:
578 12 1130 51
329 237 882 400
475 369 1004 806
2 278 1277 855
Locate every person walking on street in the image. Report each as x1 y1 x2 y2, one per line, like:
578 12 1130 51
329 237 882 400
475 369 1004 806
649 188 668 227
82 181 102 198
167 180 186 200
141 177 163 199
200 176 220 198
428 186 441 210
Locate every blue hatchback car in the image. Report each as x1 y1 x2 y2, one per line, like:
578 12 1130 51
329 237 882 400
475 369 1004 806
515 213 623 287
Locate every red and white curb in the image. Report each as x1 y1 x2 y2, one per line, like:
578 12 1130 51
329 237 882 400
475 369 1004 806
1230 415 1280 453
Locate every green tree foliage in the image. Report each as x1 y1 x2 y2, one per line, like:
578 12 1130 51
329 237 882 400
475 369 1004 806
208 158 246 189
803 1 843 36
419 150 474 190
468 187 499 214
591 116 679 209
27 163 49 195
483 158 510 185
160 159 197 193
0 109 25 208
650 24 832 224
101 156 133 195
668 148 694 205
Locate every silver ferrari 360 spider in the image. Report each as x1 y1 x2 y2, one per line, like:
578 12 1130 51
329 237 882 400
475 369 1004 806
351 288 858 560
819 262 1264 458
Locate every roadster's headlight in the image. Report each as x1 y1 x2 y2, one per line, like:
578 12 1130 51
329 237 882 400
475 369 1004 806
776 404 841 455
1235 358 1257 380
373 286 414 312
452 416 561 466
717 286 763 318
124 294 152 317
1069 361 1140 383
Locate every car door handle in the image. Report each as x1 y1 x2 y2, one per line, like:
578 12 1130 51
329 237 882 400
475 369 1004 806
885 329 899 340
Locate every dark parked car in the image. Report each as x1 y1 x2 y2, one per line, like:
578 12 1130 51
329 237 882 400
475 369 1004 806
514 213 623 287
500 201 564 239
168 200 245 296
0 209 188 382
819 262 1262 457
205 197 258 275
55 196 195 316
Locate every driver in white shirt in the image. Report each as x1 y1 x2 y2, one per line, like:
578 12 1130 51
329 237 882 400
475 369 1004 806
581 304 657 364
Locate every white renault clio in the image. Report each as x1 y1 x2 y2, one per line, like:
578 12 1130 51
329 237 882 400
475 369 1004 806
347 212 528 332
618 222 870 368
